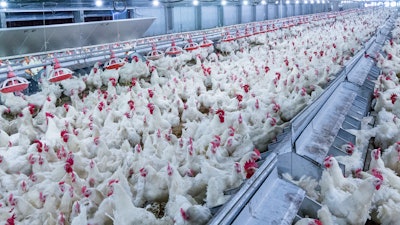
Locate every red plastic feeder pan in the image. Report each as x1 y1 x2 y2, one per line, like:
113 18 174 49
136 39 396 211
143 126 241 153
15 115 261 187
221 32 235 42
104 51 125 70
199 36 213 48
146 43 164 60
48 58 73 83
184 38 200 51
244 28 252 37
0 68 30 93
165 40 183 56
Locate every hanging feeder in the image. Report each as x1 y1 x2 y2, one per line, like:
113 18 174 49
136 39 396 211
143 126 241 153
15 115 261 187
244 27 252 37
288 20 295 28
48 58 73 83
199 36 213 48
253 26 260 35
183 37 200 51
165 39 183 56
235 30 243 40
0 66 30 93
259 24 266 33
104 51 125 70
282 21 290 29
146 43 164 60
267 24 277 32
221 31 235 42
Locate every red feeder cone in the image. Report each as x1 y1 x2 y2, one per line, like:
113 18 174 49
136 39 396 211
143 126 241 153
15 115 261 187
199 36 213 48
184 37 199 51
104 51 125 70
165 39 183 56
146 43 164 60
48 58 73 82
221 31 235 42
0 66 30 93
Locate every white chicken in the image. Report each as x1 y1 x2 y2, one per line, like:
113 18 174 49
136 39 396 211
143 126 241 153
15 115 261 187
320 173 383 225
110 182 173 225
381 142 400 174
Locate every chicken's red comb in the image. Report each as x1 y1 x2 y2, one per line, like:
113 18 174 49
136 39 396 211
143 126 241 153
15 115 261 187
60 130 68 137
313 219 323 225
244 160 258 171
324 155 333 162
45 112 54 118
371 168 384 181
33 139 42 146
180 208 189 221
108 179 119 186
216 109 224 115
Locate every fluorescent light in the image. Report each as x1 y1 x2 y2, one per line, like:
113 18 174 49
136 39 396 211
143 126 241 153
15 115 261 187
221 0 227 5
275 0 279 4
243 0 249 5
0 1 7 8
193 0 199 5
261 0 267 4
286 0 290 3
304 0 308 3
310 0 314 3
322 0 325 3
152 0 160 6
95 0 102 7
295 0 299 3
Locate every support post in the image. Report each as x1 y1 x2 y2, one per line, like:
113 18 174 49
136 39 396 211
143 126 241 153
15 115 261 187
0 12 6 28
195 5 202 30
73 10 84 23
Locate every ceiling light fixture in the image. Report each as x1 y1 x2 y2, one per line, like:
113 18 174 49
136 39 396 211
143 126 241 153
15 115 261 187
243 0 249 5
95 0 103 7
193 0 199 5
261 0 267 4
221 0 227 5
152 0 160 6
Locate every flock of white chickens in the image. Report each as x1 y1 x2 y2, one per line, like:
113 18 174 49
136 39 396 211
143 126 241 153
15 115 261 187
293 11 400 225
0 7 395 225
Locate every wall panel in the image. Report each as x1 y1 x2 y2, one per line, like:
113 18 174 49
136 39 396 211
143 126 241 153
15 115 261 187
173 7 195 33
268 4 277 20
287 4 294 17
241 5 252 23
139 7 165 36
256 5 267 21
201 6 219 29
223 6 238 25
